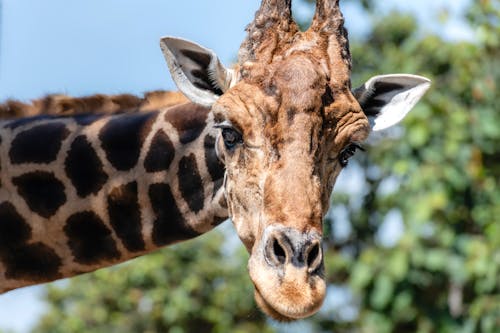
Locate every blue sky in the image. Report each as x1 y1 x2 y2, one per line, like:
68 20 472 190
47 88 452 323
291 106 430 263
0 0 473 102
0 0 472 332
0 0 259 101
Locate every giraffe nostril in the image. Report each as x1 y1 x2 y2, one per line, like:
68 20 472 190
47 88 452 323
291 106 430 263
263 228 323 272
272 238 287 265
305 241 322 273
264 234 290 267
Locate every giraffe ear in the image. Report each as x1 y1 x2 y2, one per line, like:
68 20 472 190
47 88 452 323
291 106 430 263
160 36 236 107
353 74 431 131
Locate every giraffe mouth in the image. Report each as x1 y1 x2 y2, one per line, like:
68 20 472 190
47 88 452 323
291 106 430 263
247 227 326 321
254 288 297 322
253 284 325 321
249 266 326 321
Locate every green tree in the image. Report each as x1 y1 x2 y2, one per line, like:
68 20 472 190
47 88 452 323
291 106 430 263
313 1 500 332
33 230 273 333
33 1 500 333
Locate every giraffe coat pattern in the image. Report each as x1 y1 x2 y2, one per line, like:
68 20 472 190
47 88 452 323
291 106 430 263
0 102 227 292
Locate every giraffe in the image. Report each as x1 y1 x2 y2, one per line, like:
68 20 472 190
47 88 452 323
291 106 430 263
0 0 431 321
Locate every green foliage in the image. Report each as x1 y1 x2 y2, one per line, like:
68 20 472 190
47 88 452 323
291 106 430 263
33 1 500 333
33 231 273 333
318 1 500 332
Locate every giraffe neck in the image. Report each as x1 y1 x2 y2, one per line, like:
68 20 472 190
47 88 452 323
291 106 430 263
0 102 227 293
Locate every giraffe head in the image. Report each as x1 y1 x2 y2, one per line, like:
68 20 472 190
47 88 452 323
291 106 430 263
161 0 430 321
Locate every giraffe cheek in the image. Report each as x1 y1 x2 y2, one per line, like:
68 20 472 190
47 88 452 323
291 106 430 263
232 217 256 253
225 181 260 252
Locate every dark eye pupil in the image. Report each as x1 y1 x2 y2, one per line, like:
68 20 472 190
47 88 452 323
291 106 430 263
222 128 242 149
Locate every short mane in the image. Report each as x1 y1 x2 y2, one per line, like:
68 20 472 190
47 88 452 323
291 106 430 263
0 91 188 119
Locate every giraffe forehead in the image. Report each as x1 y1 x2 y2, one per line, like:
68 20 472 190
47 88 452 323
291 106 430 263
273 55 327 91
216 60 327 124
241 54 327 98
215 52 363 151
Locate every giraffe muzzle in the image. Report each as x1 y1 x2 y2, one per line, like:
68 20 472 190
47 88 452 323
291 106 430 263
248 225 326 321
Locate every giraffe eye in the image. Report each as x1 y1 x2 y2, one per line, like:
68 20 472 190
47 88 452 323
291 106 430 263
220 127 243 150
339 143 364 167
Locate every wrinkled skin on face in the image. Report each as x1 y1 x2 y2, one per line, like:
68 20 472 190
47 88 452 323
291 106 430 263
212 53 370 321
161 0 429 320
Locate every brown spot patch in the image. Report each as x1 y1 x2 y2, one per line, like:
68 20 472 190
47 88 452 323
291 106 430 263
107 182 145 252
203 134 225 183
149 183 199 246
0 202 62 281
178 154 205 213
0 202 31 250
65 135 108 197
12 172 66 218
3 243 62 282
64 211 120 265
144 130 175 172
164 103 209 144
9 122 69 164
99 112 157 171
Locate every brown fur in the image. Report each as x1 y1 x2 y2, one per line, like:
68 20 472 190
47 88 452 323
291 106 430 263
212 0 370 321
0 91 188 119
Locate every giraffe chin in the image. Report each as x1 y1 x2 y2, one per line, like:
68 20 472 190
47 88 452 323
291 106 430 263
253 288 324 322
249 258 326 321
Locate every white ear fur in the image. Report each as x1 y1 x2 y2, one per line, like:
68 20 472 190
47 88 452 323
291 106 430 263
353 74 431 131
160 36 236 107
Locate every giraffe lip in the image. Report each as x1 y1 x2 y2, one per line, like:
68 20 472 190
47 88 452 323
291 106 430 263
248 256 326 320
253 287 297 321
253 283 324 321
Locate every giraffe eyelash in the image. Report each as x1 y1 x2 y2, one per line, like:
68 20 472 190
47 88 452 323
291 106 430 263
338 143 365 167
214 121 234 130
214 121 244 150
